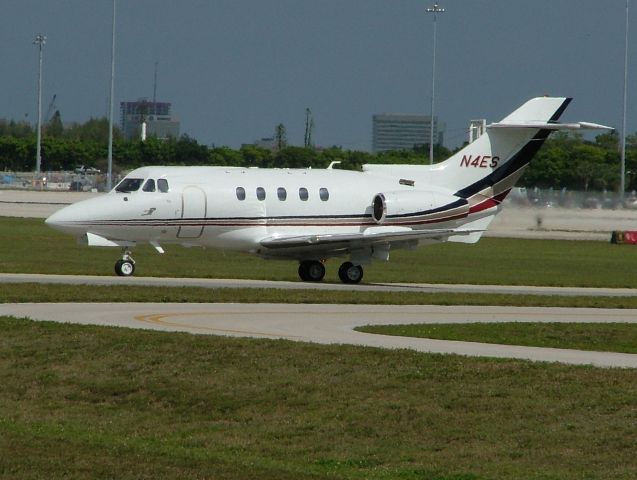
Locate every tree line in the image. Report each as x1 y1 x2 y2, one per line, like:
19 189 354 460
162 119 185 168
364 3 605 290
1 118 635 192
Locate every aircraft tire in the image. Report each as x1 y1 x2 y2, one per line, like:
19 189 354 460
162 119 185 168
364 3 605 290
115 259 135 277
298 260 325 282
338 262 363 284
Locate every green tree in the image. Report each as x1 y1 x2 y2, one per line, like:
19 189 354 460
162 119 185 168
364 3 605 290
46 111 64 138
0 119 34 138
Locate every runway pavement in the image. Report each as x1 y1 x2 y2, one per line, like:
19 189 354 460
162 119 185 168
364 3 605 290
2 302 637 368
2 272 636 297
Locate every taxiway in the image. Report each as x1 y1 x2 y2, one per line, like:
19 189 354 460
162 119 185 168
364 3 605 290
1 273 636 297
2 302 636 368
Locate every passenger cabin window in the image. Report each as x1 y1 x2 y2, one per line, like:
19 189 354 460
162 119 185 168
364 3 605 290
157 179 169 193
142 179 156 192
277 187 287 201
299 187 308 201
115 178 143 193
236 187 246 200
319 187 329 201
256 187 266 201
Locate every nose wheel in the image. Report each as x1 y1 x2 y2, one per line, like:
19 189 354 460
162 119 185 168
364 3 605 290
115 250 136 277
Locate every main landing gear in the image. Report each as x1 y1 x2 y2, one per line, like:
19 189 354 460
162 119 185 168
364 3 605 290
298 260 364 284
338 262 364 284
114 249 136 277
298 260 326 282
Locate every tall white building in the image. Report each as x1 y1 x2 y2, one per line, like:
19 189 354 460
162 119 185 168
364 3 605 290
372 114 444 153
120 99 180 140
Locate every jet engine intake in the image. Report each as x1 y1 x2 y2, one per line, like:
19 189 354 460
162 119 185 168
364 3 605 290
371 190 468 224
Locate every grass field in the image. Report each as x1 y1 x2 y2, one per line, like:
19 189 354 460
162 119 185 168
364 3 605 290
2 217 637 287
2 216 637 478
357 322 637 354
2 317 637 480
2 282 637 309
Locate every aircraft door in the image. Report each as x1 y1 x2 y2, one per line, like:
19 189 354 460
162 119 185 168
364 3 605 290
177 186 207 239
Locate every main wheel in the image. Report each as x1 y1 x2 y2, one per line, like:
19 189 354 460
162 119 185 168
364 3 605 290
338 262 363 284
115 259 135 277
298 260 325 282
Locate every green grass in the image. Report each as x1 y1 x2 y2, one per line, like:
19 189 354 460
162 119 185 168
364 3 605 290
2 217 637 478
3 217 637 287
2 316 637 479
357 322 637 354
2 282 637 309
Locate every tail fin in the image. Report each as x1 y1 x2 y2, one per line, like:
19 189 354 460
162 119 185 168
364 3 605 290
436 96 611 244
435 96 611 208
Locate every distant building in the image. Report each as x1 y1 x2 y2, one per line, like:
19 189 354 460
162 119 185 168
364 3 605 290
120 99 180 140
469 119 487 143
253 137 277 150
372 114 444 153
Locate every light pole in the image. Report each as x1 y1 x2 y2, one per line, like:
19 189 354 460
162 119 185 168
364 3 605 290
620 0 629 203
426 3 444 164
33 33 46 175
107 0 116 191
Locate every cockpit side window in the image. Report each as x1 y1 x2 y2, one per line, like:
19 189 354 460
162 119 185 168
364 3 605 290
157 179 169 193
115 178 143 193
142 179 156 192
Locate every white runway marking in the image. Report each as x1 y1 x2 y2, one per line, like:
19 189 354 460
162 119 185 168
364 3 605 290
2 303 637 368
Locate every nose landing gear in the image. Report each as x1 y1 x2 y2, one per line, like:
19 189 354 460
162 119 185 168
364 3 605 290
115 250 136 276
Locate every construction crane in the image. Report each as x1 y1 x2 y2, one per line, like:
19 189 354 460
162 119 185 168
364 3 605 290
304 107 314 148
44 94 57 123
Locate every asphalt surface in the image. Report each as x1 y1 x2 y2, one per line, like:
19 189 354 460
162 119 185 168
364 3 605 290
2 302 637 368
2 273 636 297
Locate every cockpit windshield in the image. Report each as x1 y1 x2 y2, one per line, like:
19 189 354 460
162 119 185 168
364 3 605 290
115 178 143 193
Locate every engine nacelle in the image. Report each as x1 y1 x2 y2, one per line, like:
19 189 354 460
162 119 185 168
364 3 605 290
371 190 468 224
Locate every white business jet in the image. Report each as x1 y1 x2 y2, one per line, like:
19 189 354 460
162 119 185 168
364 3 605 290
46 97 610 283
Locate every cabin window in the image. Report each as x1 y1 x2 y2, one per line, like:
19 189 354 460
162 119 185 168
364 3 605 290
157 179 169 193
236 187 246 200
277 187 287 201
256 187 266 201
319 187 329 201
142 179 156 192
115 178 143 193
299 187 308 201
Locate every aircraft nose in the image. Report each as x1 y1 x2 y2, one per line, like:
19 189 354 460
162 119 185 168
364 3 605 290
46 205 76 233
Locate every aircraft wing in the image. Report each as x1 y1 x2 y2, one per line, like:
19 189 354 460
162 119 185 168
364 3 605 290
259 227 479 258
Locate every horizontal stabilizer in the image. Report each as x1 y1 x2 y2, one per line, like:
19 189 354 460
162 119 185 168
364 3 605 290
488 121 613 131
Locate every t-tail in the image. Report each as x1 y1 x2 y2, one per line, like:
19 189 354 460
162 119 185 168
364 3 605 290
431 96 612 243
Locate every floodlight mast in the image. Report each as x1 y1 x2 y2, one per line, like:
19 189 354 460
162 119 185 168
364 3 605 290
426 3 444 165
33 33 46 175
107 0 116 191
620 0 629 203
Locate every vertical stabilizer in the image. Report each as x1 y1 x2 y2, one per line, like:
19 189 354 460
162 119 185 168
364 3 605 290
430 97 570 222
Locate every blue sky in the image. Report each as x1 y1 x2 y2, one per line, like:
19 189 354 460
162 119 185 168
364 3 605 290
2 1 635 150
